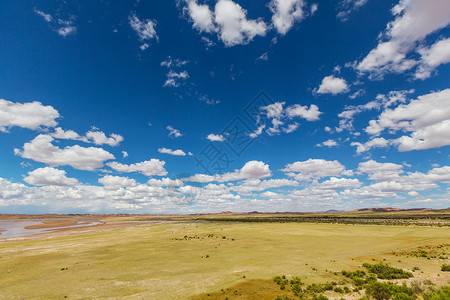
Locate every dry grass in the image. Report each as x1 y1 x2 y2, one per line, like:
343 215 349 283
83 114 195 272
0 221 448 299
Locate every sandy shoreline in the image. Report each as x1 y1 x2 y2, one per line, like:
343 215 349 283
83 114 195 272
0 217 169 243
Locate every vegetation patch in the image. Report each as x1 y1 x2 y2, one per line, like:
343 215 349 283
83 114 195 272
362 263 413 279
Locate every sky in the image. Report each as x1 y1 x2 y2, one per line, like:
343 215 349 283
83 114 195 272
0 0 450 214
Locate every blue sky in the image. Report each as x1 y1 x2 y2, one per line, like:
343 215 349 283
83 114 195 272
0 0 449 214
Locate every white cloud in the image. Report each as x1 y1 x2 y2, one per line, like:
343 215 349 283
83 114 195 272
24 167 79 186
186 160 271 183
283 122 299 133
34 8 53 22
269 0 306 35
98 175 137 188
316 139 338 147
57 19 77 37
51 127 81 140
316 177 361 190
186 0 216 33
160 57 189 68
185 0 267 47
167 126 183 138
285 104 322 121
351 137 390 154
337 89 414 132
184 0 316 47
122 151 129 158
315 75 349 95
257 102 322 137
15 135 115 171
396 119 450 151
256 52 269 62
262 102 285 119
84 130 123 146
282 158 348 181
249 124 265 138
365 89 450 151
0 99 59 132
158 148 187 156
129 13 158 49
337 0 368 21
356 0 450 78
148 178 183 187
357 160 404 182
107 159 167 176
214 0 267 47
415 37 450 79
163 70 189 87
50 128 123 146
206 133 225 142
34 9 77 37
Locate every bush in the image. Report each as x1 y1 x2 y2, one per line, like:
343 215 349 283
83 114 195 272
365 282 415 300
312 294 328 300
363 263 413 279
440 264 450 271
422 285 450 300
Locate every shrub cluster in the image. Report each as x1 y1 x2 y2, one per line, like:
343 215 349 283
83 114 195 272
365 282 415 300
363 263 413 279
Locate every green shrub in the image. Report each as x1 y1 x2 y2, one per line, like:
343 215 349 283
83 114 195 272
363 263 413 279
365 282 415 300
422 285 450 300
440 264 450 271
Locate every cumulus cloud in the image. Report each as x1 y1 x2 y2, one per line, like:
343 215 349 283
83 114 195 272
186 160 271 183
365 89 450 151
356 0 450 78
186 0 216 33
84 130 123 146
285 104 322 121
336 89 414 132
269 0 307 35
357 160 404 182
415 37 450 79
50 128 123 146
256 102 321 136
167 126 183 138
184 0 267 47
351 137 390 154
282 158 349 181
184 0 316 46
0 99 59 132
158 148 187 156
316 139 338 147
315 75 349 95
14 135 115 171
98 175 137 188
214 0 268 46
107 159 167 176
24 167 79 186
206 134 225 141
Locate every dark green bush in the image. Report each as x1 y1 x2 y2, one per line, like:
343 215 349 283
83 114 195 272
422 285 450 300
365 282 415 300
363 263 413 279
441 264 450 271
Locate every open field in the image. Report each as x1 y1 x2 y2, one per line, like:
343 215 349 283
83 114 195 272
0 212 449 299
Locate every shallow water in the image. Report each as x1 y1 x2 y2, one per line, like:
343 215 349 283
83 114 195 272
0 220 102 238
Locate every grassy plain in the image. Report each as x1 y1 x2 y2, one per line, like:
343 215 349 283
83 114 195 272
0 216 449 299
